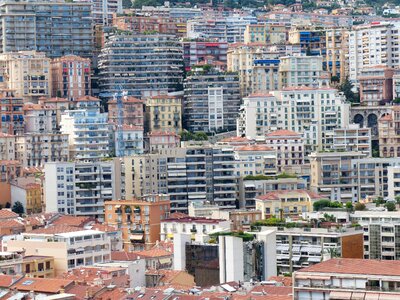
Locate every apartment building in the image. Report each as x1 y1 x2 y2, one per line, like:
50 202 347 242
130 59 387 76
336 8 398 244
10 182 42 214
104 195 170 251
0 51 51 101
51 55 91 100
237 88 350 153
186 18 228 41
22 255 55 278
236 93 278 138
352 211 400 260
265 24 287 44
310 152 400 202
44 160 122 220
274 227 363 274
388 166 400 199
39 97 69 126
182 41 228 71
161 216 231 241
0 90 24 135
113 125 144 157
379 106 400 158
332 124 371 155
348 21 400 83
123 146 237 212
293 259 400 299
233 145 277 177
359 66 394 106
325 28 348 82
108 95 144 127
23 104 58 133
145 131 181 153
98 33 183 99
15 133 69 167
76 0 122 25
145 95 182 134
267 11 352 27
0 1 93 58
60 109 110 161
255 189 323 219
0 252 22 275
244 24 266 43
0 133 15 161
227 44 293 97
288 28 326 56
278 55 326 89
184 66 240 133
265 129 305 172
7 228 111 276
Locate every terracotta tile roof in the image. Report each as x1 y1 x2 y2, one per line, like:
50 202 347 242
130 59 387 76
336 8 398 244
169 212 189 219
23 103 54 111
12 277 74 293
379 114 393 121
111 251 141 261
232 295 291 300
0 209 19 219
152 241 174 253
297 258 400 277
265 129 301 137
135 248 172 258
146 269 194 288
0 275 23 288
250 285 292 295
267 276 292 287
148 131 180 137
41 97 69 103
256 190 324 201
127 288 168 300
51 215 93 228
60 267 129 287
96 287 127 300
90 223 118 232
65 284 104 300
74 96 100 102
26 225 83 235
0 160 21 166
0 219 24 229
234 145 274 151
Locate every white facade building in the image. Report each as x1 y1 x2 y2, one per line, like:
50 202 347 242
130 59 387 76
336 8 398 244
60 109 110 161
348 21 400 83
44 161 121 220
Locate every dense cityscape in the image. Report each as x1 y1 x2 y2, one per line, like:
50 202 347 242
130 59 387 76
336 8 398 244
1 0 400 299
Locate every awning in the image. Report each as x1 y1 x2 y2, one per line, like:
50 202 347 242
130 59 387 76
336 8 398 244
296 274 330 280
277 244 289 251
364 294 379 300
76 248 85 252
292 256 301 262
351 292 366 300
330 291 352 299
308 256 322 262
115 205 121 208
167 234 174 239
159 258 171 265
244 183 255 188
130 234 143 240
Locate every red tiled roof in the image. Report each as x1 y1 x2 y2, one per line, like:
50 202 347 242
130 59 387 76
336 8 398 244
220 136 251 143
96 287 127 300
148 131 180 137
297 258 400 277
256 190 323 201
12 277 74 293
250 285 292 295
0 275 23 288
267 275 293 287
111 251 141 261
265 129 301 137
121 124 143 131
0 219 24 229
0 209 19 219
90 223 118 232
26 225 83 235
135 248 172 258
234 145 274 151
74 96 100 102
51 215 92 228
108 96 143 104
247 93 274 98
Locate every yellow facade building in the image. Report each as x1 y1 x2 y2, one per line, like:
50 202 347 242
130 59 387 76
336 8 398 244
145 95 182 133
255 190 324 219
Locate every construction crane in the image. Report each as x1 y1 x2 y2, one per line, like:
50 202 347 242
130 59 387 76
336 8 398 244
114 88 127 157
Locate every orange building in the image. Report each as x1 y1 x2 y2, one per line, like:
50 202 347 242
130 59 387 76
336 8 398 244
51 55 91 101
105 195 170 251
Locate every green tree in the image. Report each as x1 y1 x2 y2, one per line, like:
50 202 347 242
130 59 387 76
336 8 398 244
313 199 332 211
385 202 397 212
396 196 400 205
339 77 359 103
345 201 354 211
12 201 24 215
354 202 366 211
